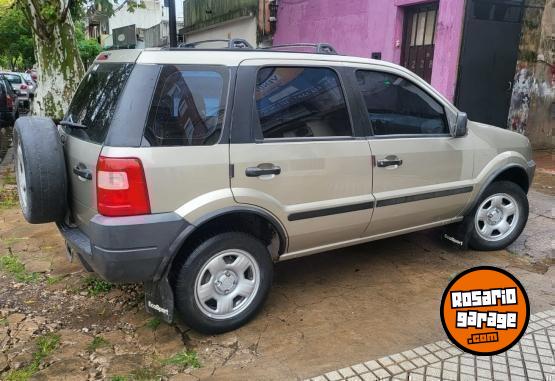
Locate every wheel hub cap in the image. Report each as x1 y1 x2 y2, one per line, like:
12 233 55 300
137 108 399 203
214 271 238 294
487 208 503 224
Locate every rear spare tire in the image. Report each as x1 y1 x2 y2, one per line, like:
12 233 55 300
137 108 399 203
14 117 67 223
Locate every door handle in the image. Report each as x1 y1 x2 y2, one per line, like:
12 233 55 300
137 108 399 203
72 165 92 180
377 157 403 168
245 164 281 177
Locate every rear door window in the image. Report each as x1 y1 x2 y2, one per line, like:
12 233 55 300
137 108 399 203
143 65 229 146
255 66 353 139
64 63 134 144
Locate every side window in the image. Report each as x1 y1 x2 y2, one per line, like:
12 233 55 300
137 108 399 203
144 65 228 146
355 70 449 136
255 67 352 139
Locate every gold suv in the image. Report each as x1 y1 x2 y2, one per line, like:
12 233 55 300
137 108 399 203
14 42 535 333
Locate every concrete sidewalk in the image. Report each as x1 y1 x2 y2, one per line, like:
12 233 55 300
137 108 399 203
307 309 554 381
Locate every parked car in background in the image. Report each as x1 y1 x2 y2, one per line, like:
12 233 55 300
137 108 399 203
25 69 37 82
0 75 19 128
22 73 36 99
0 72 30 110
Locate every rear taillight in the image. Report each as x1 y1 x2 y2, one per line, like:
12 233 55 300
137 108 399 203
6 95 13 110
96 156 151 217
20 84 27 90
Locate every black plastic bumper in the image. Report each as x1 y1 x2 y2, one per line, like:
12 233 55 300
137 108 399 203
58 212 189 283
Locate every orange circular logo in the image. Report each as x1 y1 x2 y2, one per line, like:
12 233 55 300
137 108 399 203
440 266 529 356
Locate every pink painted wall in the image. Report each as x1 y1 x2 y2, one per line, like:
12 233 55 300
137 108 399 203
273 0 466 101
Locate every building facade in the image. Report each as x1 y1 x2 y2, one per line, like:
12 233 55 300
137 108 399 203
273 0 465 102
181 0 276 47
86 0 184 48
508 0 554 148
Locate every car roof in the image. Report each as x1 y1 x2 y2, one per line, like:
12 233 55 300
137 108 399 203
94 48 400 70
0 72 24 77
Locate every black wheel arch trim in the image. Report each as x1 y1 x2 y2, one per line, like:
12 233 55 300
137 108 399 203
154 205 288 281
463 163 532 217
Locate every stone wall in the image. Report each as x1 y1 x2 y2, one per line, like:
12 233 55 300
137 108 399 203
508 0 555 149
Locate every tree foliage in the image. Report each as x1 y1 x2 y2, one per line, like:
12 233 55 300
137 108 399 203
0 0 34 71
75 22 101 68
10 0 145 118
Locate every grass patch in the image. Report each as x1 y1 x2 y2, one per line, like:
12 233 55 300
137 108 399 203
4 333 60 381
110 377 127 381
88 336 110 352
0 254 39 283
3 171 16 185
0 317 7 326
146 317 161 330
162 349 201 369
83 276 113 296
0 187 18 209
129 367 163 381
46 275 64 285
1 237 29 246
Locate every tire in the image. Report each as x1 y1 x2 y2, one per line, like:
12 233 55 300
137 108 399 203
468 181 528 251
14 117 67 224
171 232 273 334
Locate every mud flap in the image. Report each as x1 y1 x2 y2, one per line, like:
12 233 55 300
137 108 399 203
442 216 474 250
144 277 174 324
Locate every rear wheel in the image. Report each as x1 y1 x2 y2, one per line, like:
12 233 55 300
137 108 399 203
468 181 528 251
171 232 273 334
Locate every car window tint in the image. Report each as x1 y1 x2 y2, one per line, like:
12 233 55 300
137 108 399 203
4 79 16 96
144 65 228 147
355 70 448 136
4 74 22 84
255 67 352 139
65 63 134 144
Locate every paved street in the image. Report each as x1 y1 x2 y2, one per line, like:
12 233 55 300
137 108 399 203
307 309 554 381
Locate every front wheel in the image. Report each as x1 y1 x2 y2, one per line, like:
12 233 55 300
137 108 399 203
171 232 273 334
468 181 529 251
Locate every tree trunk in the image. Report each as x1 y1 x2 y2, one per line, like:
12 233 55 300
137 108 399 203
18 0 85 119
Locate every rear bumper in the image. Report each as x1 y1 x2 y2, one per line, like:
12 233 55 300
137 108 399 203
58 212 189 283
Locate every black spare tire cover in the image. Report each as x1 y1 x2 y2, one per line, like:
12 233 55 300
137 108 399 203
14 117 67 223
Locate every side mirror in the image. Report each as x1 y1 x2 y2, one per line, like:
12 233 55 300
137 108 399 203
454 112 468 137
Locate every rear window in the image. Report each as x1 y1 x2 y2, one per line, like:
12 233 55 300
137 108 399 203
64 63 134 144
4 74 22 84
143 65 228 146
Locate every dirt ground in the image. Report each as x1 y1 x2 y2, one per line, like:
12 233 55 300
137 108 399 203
0 150 553 381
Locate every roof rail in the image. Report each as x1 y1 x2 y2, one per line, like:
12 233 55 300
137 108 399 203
262 43 338 55
177 39 254 49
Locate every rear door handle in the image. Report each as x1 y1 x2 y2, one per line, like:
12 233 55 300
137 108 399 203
377 157 403 168
245 164 281 177
73 165 92 180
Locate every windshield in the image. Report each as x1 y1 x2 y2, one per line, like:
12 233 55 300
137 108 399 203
3 74 22 84
64 63 134 144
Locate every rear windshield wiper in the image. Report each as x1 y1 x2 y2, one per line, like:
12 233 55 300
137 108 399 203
59 120 87 129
